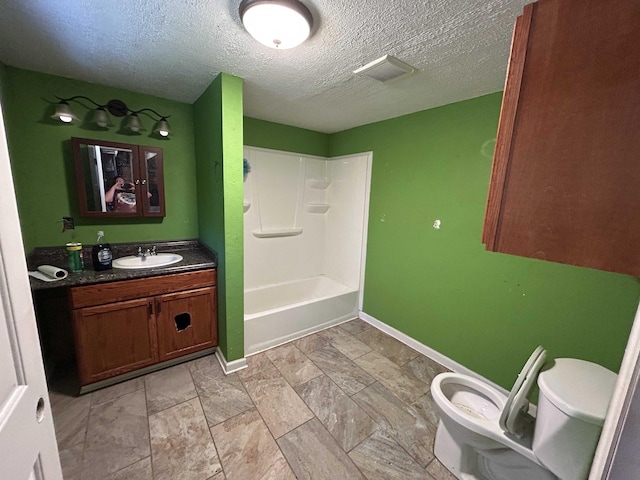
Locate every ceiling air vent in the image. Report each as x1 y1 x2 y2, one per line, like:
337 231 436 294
353 55 416 83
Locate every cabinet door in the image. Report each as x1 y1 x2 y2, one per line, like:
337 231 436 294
73 298 158 385
483 0 640 275
156 286 217 362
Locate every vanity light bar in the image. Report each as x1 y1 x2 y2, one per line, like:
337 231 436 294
51 96 171 138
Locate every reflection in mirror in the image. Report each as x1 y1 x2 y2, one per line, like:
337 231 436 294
78 143 136 213
145 150 160 213
73 138 165 218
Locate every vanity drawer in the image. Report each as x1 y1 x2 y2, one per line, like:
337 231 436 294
70 269 216 308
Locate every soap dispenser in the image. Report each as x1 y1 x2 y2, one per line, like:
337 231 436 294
92 230 113 271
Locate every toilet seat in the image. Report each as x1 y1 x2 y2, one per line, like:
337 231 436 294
499 346 547 438
431 373 542 464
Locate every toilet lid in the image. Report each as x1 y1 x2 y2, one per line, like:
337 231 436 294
499 346 547 437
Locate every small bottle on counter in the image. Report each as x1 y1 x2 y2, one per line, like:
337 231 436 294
92 231 112 271
66 242 84 273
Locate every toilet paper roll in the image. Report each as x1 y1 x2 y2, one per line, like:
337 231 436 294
28 265 68 282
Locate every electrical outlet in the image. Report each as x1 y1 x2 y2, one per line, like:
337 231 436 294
62 217 74 230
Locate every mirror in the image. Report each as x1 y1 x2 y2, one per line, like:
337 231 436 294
143 147 163 215
72 138 165 218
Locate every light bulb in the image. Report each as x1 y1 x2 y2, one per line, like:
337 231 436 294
241 2 312 49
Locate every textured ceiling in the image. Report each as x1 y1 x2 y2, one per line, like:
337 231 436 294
0 0 530 133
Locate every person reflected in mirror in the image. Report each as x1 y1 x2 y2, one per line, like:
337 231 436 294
105 176 136 212
105 176 125 204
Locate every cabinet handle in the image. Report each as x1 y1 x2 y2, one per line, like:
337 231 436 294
141 179 147 185
135 179 140 185
156 300 161 313
148 301 153 316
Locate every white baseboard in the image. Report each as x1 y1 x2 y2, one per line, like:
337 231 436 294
359 311 508 395
215 347 248 375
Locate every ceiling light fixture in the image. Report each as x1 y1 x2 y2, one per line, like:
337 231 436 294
51 96 171 137
239 0 313 50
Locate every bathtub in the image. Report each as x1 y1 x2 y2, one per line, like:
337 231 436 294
244 275 359 355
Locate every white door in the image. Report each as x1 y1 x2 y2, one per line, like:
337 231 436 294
0 101 62 478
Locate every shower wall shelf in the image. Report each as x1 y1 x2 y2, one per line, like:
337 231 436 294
307 179 331 189
305 203 330 214
243 201 251 213
252 228 303 238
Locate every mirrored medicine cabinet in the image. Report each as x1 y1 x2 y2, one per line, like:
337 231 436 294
72 137 165 218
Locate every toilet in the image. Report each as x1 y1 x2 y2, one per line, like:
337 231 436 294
430 347 617 480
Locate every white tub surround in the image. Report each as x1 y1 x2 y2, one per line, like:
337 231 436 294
243 147 371 355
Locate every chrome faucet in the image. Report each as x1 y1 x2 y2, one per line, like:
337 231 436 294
136 245 157 259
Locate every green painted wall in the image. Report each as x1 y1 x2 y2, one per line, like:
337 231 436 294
1 67 198 252
330 92 640 389
194 74 244 362
4 63 637 384
0 64 8 113
244 117 330 156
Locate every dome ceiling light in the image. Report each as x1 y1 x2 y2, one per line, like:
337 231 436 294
239 0 313 50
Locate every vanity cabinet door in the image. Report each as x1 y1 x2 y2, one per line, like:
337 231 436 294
156 286 218 362
72 298 158 385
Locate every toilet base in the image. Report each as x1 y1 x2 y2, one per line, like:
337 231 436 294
435 419 557 480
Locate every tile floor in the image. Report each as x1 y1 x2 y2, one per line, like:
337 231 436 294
50 318 457 480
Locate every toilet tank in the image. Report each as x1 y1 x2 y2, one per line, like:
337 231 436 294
532 359 617 480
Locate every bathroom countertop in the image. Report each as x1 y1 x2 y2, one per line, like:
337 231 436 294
28 239 217 291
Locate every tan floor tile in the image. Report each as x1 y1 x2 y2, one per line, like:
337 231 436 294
354 382 436 467
349 429 427 480
186 353 223 374
242 367 313 438
49 390 90 450
266 343 323 386
192 368 254 426
144 364 197 415
355 350 429 404
293 332 328 354
403 354 449 385
356 328 419 365
58 442 83 480
104 457 153 480
295 375 377 452
411 391 440 427
91 377 145 407
339 319 373 335
426 458 458 480
278 418 366 480
82 389 150 478
307 344 375 396
236 352 275 381
149 397 222 480
211 409 295 480
320 325 372 359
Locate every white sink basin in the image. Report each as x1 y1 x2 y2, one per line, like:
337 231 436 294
112 253 183 269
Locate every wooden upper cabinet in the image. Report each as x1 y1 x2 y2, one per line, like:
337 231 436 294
483 0 640 276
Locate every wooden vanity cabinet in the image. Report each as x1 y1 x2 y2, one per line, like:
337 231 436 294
70 270 217 387
482 0 640 276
